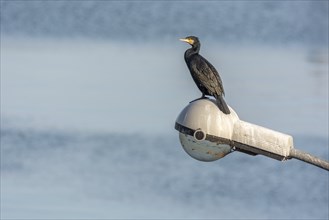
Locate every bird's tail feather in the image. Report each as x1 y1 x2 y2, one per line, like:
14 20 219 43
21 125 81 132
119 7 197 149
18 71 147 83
216 96 230 114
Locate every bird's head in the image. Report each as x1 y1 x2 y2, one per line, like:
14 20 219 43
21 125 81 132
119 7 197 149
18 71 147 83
180 36 200 47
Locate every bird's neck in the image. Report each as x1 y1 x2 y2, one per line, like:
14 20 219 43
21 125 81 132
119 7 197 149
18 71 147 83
184 45 200 60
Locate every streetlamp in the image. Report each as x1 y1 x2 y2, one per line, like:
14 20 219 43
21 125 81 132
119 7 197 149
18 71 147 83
175 98 329 171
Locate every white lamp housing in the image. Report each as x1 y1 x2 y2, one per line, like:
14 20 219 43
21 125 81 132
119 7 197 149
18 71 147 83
175 98 294 161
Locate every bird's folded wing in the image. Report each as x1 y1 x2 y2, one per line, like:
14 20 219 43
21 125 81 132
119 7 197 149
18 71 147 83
191 55 225 97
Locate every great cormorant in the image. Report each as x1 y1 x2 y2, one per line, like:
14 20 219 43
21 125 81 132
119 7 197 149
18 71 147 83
180 36 230 114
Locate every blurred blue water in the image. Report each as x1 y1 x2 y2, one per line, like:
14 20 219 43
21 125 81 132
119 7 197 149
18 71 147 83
1 126 328 219
1 1 328 45
2 39 328 136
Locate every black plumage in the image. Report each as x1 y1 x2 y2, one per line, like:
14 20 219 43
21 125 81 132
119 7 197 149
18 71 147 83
180 36 230 114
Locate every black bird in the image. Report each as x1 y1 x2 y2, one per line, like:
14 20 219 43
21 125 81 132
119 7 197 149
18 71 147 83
180 36 230 114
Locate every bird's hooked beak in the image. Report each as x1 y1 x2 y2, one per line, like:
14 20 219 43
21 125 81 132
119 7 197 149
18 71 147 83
180 38 194 45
